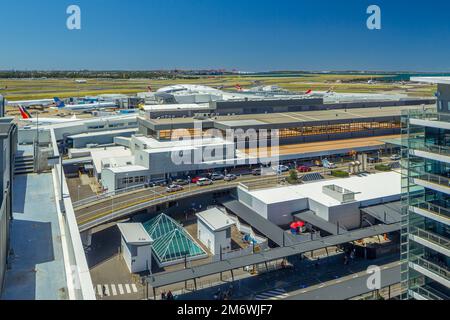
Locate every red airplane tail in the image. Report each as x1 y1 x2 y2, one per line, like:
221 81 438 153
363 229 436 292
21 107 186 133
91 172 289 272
18 106 32 119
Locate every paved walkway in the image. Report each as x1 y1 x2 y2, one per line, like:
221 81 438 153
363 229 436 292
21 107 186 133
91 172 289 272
1 173 68 300
173 253 399 300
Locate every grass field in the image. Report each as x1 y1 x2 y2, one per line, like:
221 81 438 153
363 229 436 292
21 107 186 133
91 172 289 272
0 73 435 101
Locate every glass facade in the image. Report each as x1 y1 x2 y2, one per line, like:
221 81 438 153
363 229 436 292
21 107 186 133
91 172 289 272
401 108 450 300
143 214 207 265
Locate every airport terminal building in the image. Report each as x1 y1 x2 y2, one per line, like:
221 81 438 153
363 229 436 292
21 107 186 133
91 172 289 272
58 86 436 192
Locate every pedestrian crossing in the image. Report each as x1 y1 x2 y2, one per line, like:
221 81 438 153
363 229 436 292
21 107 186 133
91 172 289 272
95 283 139 298
255 288 289 300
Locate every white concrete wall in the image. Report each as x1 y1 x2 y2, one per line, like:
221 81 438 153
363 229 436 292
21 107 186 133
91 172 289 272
267 198 308 225
134 245 152 273
214 229 231 255
197 220 215 254
121 237 152 273
121 237 132 272
328 202 360 230
197 220 232 256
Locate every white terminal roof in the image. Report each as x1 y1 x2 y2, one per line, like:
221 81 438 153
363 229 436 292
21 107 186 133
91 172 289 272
117 223 153 245
196 207 235 232
67 128 137 139
142 103 211 112
89 146 133 173
246 171 401 207
133 135 234 153
411 77 450 85
107 165 148 174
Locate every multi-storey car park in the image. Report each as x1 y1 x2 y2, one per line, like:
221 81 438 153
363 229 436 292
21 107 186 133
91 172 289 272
401 77 450 300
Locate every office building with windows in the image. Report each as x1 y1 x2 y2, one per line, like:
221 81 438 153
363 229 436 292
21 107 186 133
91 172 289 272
401 77 450 300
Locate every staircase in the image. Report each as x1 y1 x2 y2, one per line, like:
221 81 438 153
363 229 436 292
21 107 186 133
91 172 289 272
14 155 35 175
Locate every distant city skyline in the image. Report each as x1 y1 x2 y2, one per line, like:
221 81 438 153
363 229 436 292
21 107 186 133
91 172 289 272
1 0 450 71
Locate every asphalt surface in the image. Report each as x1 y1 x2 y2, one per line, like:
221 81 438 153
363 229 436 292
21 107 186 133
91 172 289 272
172 254 400 301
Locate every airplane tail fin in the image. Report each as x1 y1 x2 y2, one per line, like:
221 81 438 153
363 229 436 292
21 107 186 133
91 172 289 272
148 85 152 92
305 89 313 95
53 97 65 108
235 84 242 91
18 106 32 119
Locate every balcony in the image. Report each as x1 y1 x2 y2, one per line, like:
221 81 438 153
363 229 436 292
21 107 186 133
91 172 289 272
410 170 450 195
406 110 450 131
409 256 450 288
408 140 450 164
409 285 449 300
409 227 450 257
409 200 450 226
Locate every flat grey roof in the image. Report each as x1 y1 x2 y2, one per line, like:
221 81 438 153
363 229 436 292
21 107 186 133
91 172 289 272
146 222 400 288
117 223 153 245
293 210 347 235
143 104 435 130
361 201 403 224
196 207 235 232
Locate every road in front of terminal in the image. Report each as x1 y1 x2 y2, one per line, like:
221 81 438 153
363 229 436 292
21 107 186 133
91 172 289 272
73 157 398 228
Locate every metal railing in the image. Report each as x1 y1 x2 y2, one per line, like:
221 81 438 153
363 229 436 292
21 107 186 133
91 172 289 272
77 183 237 232
75 174 289 211
72 183 148 208
409 227 450 250
405 110 450 123
410 199 450 221
409 286 447 300
410 170 450 189
410 256 450 281
409 140 450 157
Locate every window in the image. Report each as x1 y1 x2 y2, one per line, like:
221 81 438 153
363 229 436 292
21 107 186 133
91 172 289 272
225 228 231 239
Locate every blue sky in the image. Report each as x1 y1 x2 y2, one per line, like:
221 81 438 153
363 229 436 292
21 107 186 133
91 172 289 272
1 0 450 71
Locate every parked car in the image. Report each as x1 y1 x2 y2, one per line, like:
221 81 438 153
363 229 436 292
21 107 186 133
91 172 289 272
390 154 401 161
368 156 382 163
173 178 189 186
191 176 203 184
166 184 184 193
297 165 312 173
210 173 225 180
147 179 168 187
224 174 237 181
197 178 213 186
252 168 262 176
272 165 290 174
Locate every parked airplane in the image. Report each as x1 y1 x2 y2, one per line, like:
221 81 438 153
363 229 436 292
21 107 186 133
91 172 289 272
7 98 55 107
18 106 79 125
52 97 117 111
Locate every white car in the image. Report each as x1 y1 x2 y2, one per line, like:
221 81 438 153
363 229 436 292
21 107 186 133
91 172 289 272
197 178 213 186
390 154 401 161
166 184 183 193
272 165 290 174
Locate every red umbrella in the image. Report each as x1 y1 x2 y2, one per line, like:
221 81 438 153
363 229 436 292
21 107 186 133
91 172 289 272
291 221 305 229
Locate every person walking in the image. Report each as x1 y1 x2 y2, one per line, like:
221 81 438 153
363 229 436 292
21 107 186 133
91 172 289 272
161 291 166 300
